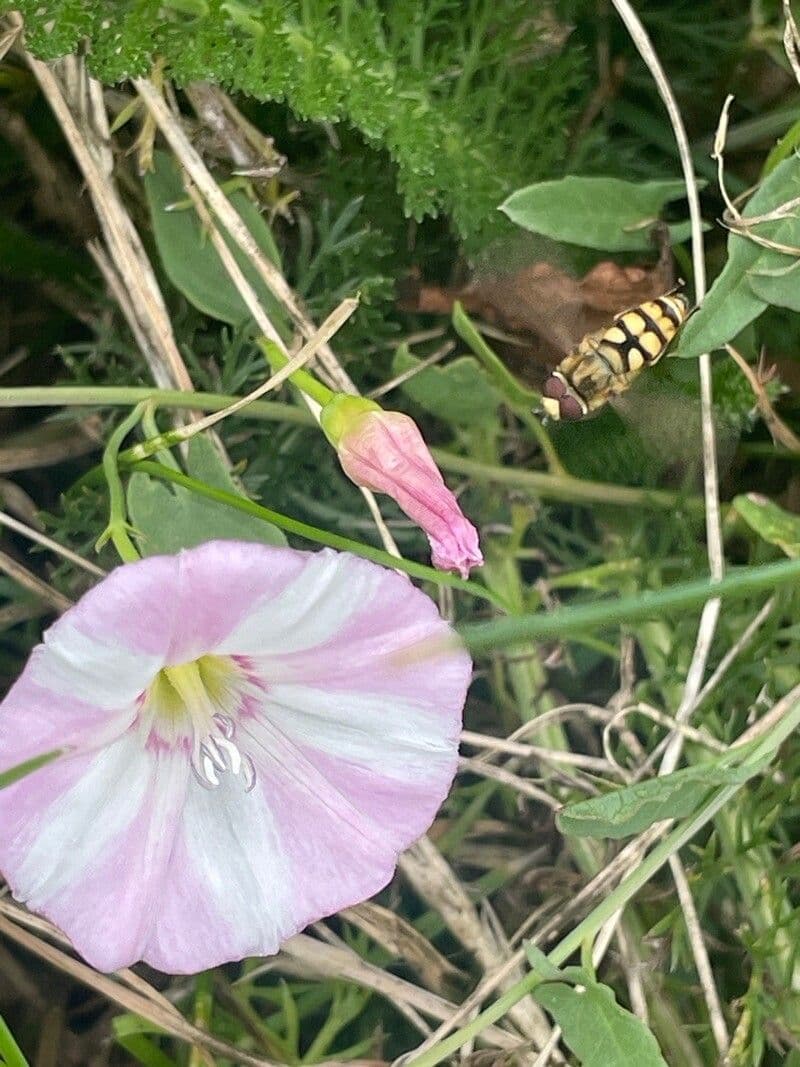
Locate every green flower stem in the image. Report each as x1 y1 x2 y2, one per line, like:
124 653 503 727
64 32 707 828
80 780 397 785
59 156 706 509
0 387 702 512
258 339 335 407
96 403 147 564
451 302 567 476
407 687 800 1067
457 556 800 652
0 385 312 424
127 459 510 611
432 449 705 513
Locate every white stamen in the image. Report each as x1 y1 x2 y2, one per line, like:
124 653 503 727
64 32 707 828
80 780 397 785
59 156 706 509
242 754 257 793
202 754 220 786
213 713 235 738
215 735 242 776
200 738 227 773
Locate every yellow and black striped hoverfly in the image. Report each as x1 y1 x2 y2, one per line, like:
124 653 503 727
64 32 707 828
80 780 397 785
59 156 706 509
539 290 691 422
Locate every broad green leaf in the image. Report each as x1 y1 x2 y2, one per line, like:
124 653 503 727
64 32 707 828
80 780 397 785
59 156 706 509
500 176 694 251
676 156 800 357
145 152 288 332
392 345 500 425
128 436 286 555
734 493 800 557
557 761 752 839
0 1012 29 1067
533 980 668 1067
0 749 62 791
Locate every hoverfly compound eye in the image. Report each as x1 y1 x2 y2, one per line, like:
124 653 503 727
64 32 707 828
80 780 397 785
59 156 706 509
543 374 567 400
540 373 567 420
559 395 585 421
540 372 586 420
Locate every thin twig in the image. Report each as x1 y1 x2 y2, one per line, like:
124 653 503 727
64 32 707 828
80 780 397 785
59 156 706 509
0 548 72 613
460 729 612 773
0 510 106 578
609 0 723 781
457 756 561 809
26 51 194 393
129 299 359 460
367 342 456 400
668 854 730 1054
783 0 800 87
247 934 520 1050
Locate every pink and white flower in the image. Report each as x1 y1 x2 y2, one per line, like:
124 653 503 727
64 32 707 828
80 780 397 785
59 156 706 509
0 541 471 974
321 397 484 579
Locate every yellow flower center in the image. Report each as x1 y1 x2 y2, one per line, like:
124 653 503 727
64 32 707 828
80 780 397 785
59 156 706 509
142 655 256 791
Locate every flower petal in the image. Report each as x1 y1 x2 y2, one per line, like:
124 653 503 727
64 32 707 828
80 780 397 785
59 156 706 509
144 723 441 972
212 548 387 657
254 555 472 704
0 733 188 972
169 540 306 663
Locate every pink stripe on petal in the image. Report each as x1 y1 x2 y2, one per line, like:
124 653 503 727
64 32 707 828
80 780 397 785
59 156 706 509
214 549 385 657
51 554 179 659
243 558 472 700
0 673 136 774
169 541 307 663
0 735 188 973
293 742 457 847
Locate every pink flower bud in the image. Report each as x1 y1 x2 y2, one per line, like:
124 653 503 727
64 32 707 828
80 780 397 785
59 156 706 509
322 398 483 579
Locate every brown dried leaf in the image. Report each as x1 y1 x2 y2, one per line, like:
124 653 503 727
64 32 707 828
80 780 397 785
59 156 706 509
402 255 674 380
340 902 466 994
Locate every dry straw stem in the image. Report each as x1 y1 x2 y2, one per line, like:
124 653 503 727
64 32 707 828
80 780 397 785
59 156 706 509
250 933 521 1050
668 853 730 1054
339 901 465 993
784 0 800 86
400 837 555 1051
129 298 359 461
456 755 561 809
135 77 405 560
134 77 354 395
368 341 456 401
22 45 194 395
0 547 72 613
610 0 723 778
0 903 279 1067
0 509 106 578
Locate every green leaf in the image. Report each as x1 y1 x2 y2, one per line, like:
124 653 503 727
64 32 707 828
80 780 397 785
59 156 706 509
127 436 286 555
0 750 63 791
0 1012 29 1067
676 156 800 358
524 942 563 982
145 152 288 332
500 176 694 251
533 980 668 1067
392 345 500 425
734 493 800 557
557 761 752 839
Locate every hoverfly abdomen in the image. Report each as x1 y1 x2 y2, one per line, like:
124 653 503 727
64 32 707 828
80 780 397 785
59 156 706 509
540 291 691 422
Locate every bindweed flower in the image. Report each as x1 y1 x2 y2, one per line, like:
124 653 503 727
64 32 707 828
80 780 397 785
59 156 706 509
0 541 471 974
321 396 484 579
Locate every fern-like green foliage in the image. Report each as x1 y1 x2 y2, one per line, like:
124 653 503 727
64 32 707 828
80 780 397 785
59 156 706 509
11 0 586 236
